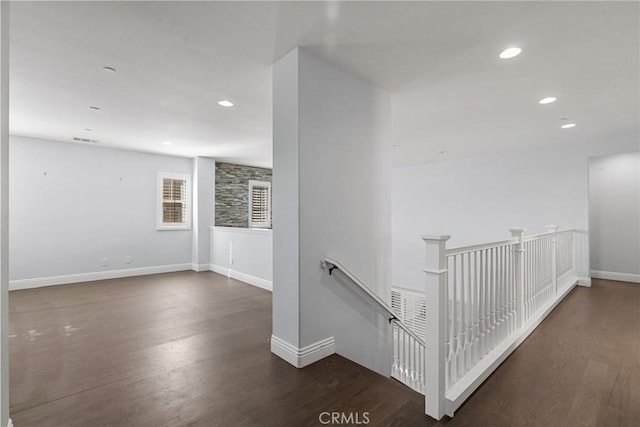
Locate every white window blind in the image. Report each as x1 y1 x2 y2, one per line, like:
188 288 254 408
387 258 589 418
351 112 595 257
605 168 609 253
162 178 187 223
157 172 191 230
248 180 271 228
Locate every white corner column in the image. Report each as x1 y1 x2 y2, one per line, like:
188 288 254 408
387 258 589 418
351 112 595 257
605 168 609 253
271 47 301 355
191 157 215 272
272 48 391 375
0 2 9 426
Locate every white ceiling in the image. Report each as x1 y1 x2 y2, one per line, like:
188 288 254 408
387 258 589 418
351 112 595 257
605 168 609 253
9 1 639 168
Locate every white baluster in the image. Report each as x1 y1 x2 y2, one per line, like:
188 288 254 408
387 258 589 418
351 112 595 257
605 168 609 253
392 324 397 376
479 249 485 356
460 255 466 372
451 256 458 383
473 251 480 364
492 247 497 348
499 246 504 337
510 243 515 333
547 226 556 298
484 249 490 354
500 246 505 335
465 253 472 372
510 228 525 330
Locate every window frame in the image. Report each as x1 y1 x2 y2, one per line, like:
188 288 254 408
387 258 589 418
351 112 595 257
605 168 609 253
248 180 271 229
157 172 192 231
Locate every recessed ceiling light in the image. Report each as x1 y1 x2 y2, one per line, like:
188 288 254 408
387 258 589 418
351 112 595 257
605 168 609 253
103 66 116 73
499 47 522 59
438 150 448 155
391 144 398 148
218 99 234 107
561 123 576 129
162 141 172 145
89 106 101 111
539 97 557 104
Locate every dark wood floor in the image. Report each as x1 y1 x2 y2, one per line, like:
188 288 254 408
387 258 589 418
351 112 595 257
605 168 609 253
9 271 425 426
8 274 639 426
438 278 640 427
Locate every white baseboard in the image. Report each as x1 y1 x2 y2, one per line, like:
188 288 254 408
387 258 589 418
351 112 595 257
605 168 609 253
9 263 193 291
209 263 272 291
590 270 640 284
270 335 335 368
209 263 231 277
191 263 210 272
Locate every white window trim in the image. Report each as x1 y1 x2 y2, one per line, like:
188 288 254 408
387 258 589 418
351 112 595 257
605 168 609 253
248 180 271 229
157 171 192 231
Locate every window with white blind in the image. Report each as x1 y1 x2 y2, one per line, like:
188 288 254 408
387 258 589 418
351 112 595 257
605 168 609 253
248 180 271 228
157 172 191 230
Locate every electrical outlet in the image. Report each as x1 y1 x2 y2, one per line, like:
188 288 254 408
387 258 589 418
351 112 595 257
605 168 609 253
101 258 108 267
125 256 132 264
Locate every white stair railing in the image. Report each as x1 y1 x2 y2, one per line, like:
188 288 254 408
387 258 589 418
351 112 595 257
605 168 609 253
322 227 590 420
423 227 590 420
444 238 518 387
391 319 426 393
391 287 427 393
322 256 426 394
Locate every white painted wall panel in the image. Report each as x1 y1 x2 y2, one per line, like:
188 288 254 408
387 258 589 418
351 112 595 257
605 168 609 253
392 135 638 291
273 48 392 376
589 152 640 277
210 226 272 285
193 157 215 268
9 135 193 281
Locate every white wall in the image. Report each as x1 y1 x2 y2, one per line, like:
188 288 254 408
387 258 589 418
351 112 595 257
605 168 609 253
272 47 300 348
9 136 194 284
0 4 8 425
273 48 392 375
588 152 640 281
210 226 272 290
192 157 215 270
392 135 639 291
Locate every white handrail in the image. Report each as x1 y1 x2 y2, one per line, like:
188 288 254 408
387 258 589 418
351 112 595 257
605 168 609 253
323 256 425 346
447 228 583 255
446 238 515 256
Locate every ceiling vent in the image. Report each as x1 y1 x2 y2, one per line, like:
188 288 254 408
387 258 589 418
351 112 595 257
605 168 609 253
73 137 98 143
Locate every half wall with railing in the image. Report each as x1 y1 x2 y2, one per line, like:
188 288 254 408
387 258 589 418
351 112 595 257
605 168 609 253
422 226 589 419
324 226 590 420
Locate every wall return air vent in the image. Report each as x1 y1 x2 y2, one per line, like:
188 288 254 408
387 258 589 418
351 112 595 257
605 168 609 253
72 137 98 143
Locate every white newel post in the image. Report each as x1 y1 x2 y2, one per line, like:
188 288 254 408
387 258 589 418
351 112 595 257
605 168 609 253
422 234 450 420
576 230 592 287
509 228 525 329
547 225 558 296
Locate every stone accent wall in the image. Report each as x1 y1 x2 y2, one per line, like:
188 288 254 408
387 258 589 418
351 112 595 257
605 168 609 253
215 162 272 228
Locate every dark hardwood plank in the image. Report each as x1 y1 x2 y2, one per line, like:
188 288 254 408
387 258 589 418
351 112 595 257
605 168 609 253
8 274 640 426
9 272 426 426
438 279 640 427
